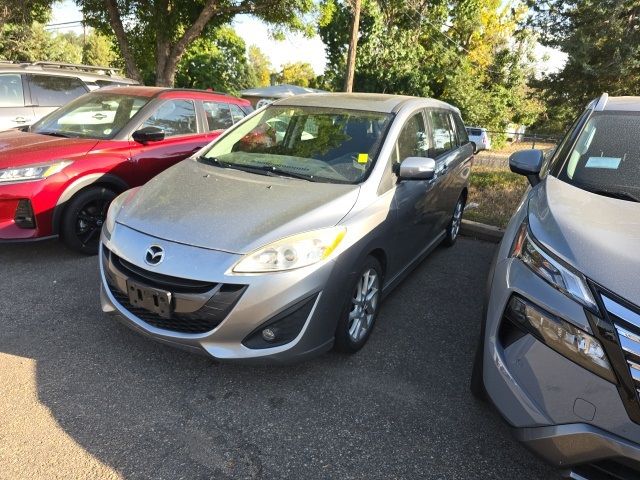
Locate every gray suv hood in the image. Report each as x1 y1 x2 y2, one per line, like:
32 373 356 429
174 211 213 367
528 175 640 303
117 159 360 254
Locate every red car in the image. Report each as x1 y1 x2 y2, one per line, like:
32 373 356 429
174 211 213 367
0 86 251 253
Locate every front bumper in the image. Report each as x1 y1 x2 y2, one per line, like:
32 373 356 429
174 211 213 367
483 250 640 470
0 179 59 240
99 224 346 363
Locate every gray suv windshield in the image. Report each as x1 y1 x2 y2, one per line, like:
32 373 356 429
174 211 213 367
554 112 640 202
201 106 393 184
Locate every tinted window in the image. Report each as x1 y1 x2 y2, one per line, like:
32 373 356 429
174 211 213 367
467 128 482 136
555 112 640 201
143 99 197 137
32 93 149 139
229 103 246 123
428 110 456 157
203 101 233 130
29 75 87 107
395 112 429 165
0 74 24 107
452 114 469 144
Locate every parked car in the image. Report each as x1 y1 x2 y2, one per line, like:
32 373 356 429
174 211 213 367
466 126 491 152
0 86 252 253
0 61 140 131
471 94 640 478
99 93 473 363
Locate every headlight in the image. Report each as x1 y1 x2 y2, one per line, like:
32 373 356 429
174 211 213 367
511 221 597 312
505 295 614 383
103 191 128 240
0 160 73 183
233 227 346 273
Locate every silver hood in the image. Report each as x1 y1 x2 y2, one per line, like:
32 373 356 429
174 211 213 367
528 175 640 303
116 159 360 254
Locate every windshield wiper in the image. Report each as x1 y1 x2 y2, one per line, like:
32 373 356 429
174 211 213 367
36 130 73 138
197 156 316 182
575 182 640 203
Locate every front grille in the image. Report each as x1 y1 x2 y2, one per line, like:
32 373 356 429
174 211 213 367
103 247 247 334
602 294 640 399
14 199 35 229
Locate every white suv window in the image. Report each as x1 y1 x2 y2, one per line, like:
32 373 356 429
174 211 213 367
0 74 25 107
29 75 87 107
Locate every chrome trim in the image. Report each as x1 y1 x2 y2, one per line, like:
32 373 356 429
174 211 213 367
616 330 640 359
616 324 640 345
603 295 640 328
594 92 609 111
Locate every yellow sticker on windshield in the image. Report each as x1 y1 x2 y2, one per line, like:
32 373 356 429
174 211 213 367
357 153 369 164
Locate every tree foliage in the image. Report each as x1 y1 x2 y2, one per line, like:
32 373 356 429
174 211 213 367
78 0 315 86
175 26 252 94
275 61 315 87
318 0 543 135
247 45 272 87
528 0 640 131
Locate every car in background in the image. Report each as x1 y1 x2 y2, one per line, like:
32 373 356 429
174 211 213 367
0 86 252 253
0 61 139 131
99 93 473 363
471 94 640 478
466 126 491 153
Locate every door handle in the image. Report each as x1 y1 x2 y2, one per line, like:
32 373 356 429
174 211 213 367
12 116 27 123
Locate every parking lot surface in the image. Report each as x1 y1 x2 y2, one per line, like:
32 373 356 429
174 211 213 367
0 238 556 479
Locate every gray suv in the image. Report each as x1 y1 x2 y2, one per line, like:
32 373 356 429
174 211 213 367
472 94 640 478
0 61 138 130
99 93 473 363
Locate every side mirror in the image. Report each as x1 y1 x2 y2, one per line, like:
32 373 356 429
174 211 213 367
509 149 544 186
132 126 165 144
398 157 436 181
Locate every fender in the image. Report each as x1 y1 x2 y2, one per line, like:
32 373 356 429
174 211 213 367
52 173 129 234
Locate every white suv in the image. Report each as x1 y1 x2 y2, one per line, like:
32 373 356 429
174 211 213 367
466 126 491 152
0 61 138 131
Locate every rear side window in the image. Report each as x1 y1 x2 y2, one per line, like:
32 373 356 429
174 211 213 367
428 110 456 157
229 103 246 123
452 114 469 145
467 128 482 136
203 101 233 130
29 75 87 107
0 74 24 107
142 99 198 137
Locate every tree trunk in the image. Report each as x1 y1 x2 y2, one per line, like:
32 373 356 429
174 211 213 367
103 0 143 83
344 0 362 93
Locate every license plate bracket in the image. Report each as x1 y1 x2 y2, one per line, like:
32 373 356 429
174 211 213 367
126 280 172 318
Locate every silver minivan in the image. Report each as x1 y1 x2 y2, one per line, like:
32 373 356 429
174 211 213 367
99 93 473 363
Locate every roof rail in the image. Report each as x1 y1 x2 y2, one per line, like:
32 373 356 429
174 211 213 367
594 93 609 111
30 61 122 77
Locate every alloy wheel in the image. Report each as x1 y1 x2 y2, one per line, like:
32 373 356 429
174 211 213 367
348 268 380 343
451 200 464 240
75 198 110 249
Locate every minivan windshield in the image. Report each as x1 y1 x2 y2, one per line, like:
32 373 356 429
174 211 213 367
554 112 640 202
200 105 393 184
32 92 149 140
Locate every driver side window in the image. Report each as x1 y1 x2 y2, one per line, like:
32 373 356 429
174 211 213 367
393 111 429 169
142 99 197 138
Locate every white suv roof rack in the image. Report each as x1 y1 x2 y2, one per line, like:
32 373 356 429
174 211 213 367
1 61 122 77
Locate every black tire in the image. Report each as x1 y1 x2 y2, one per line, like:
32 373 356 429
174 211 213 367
470 333 487 400
334 256 383 353
60 186 117 255
442 194 465 247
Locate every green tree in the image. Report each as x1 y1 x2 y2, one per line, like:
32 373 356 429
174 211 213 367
528 0 640 131
276 61 315 86
78 0 315 86
247 45 272 87
0 22 82 63
83 31 117 67
175 26 252 94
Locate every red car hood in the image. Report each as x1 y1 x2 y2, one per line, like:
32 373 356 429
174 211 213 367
0 131 99 168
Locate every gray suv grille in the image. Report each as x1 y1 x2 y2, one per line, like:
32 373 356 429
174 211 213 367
602 294 640 399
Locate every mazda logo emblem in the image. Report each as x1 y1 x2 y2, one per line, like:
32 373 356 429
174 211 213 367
145 245 165 266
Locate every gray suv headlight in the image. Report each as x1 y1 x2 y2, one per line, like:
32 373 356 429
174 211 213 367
511 221 598 312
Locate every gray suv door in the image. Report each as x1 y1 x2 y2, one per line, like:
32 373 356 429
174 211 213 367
27 74 88 124
0 73 34 131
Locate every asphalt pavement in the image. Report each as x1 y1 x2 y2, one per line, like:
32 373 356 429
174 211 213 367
0 237 557 479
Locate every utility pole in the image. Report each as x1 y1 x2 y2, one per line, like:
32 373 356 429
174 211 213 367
343 0 361 93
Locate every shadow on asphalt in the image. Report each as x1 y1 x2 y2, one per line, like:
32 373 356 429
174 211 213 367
0 238 557 479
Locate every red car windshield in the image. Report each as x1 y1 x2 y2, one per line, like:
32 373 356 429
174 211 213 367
32 92 149 140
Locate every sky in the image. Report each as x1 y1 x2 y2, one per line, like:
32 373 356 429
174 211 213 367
50 0 565 76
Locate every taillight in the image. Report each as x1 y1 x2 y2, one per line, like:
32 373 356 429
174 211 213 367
14 199 35 229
